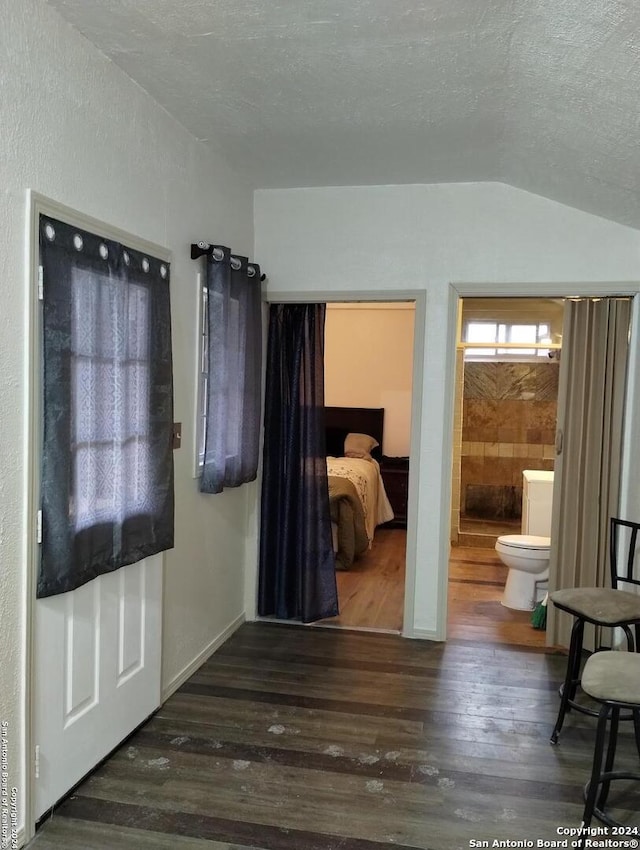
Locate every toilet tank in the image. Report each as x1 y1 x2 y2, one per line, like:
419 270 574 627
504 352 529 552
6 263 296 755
522 470 554 537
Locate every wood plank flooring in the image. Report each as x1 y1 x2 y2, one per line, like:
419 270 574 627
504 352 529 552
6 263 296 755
29 622 639 849
320 529 546 648
448 545 546 648
318 528 406 631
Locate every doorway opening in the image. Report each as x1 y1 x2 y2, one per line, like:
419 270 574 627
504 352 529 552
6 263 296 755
316 301 416 633
448 296 563 647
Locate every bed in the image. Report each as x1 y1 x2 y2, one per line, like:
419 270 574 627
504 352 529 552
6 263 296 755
325 406 395 569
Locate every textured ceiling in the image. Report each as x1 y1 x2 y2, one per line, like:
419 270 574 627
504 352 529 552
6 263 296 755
46 0 640 228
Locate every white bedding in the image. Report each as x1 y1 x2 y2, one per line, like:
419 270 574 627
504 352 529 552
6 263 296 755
326 456 394 543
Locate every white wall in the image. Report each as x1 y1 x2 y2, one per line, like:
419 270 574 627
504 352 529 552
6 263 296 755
325 304 415 456
254 182 640 637
1 0 255 835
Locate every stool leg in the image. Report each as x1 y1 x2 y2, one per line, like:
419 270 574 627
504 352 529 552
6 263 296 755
596 706 619 812
567 619 585 704
582 703 610 833
551 618 584 744
630 623 640 759
622 624 635 653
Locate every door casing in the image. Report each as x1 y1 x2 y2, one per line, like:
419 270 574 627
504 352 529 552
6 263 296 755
444 282 640 646
248 289 427 639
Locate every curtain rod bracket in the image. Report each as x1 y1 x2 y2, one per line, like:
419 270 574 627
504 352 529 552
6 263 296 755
190 242 211 260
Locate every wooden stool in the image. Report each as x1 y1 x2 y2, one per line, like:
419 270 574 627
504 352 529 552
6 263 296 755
579 651 640 837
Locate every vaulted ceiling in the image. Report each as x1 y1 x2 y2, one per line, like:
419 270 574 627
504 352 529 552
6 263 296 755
46 0 640 229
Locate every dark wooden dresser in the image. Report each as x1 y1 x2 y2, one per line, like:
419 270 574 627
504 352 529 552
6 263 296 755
380 456 409 528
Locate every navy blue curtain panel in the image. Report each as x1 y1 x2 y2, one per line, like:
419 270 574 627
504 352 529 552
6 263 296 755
258 303 338 623
38 216 174 598
200 247 262 494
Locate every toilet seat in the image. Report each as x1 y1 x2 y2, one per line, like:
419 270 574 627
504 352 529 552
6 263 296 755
497 534 550 551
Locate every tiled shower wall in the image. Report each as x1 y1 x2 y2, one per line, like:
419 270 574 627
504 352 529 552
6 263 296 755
460 362 558 522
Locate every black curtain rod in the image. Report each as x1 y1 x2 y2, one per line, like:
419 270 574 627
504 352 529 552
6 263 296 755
190 242 266 281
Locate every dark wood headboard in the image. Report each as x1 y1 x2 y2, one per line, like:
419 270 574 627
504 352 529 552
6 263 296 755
324 407 384 459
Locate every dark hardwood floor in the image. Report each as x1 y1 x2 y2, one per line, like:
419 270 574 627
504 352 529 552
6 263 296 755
30 622 638 849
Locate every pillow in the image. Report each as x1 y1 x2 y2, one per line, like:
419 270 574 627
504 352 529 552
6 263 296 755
344 432 379 460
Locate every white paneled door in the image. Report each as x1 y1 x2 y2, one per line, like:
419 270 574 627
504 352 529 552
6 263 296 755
33 556 162 820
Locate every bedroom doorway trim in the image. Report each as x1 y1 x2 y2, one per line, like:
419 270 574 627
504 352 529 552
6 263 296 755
442 281 640 643
251 289 426 639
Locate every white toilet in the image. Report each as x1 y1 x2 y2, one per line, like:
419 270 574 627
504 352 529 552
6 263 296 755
496 469 554 610
495 534 550 610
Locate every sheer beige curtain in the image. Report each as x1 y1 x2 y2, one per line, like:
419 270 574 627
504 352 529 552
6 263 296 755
547 297 631 650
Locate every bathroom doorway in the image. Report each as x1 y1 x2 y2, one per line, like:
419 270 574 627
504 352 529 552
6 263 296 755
448 297 563 646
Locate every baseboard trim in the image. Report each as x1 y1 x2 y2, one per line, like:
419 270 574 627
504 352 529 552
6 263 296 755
404 627 441 641
161 612 245 702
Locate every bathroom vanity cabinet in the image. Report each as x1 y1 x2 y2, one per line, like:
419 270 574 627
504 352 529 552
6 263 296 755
522 469 554 537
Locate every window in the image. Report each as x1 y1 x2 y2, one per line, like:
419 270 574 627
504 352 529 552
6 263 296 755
463 321 552 360
196 282 243 472
71 271 152 529
38 215 174 598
